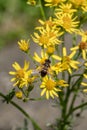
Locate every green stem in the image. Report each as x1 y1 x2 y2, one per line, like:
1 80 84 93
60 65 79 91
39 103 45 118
63 73 71 112
65 102 87 120
73 102 87 111
72 33 77 47
58 74 72 130
73 50 81 60
64 74 83 121
71 74 83 90
71 74 82 77
38 0 46 20
0 92 41 130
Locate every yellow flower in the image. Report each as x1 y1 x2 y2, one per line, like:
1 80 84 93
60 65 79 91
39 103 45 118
71 41 87 59
18 40 30 53
15 91 23 99
37 17 56 29
40 76 61 99
32 24 63 48
33 50 49 65
52 47 80 74
9 61 32 87
44 0 65 7
46 46 55 55
27 0 36 5
55 3 77 15
51 62 64 74
54 13 79 33
22 76 36 87
33 50 54 77
70 0 87 10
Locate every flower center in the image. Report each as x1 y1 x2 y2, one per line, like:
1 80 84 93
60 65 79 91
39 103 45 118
62 16 72 29
62 56 70 69
63 7 70 13
45 20 54 27
47 46 55 54
79 42 87 50
16 69 25 79
62 56 70 63
46 79 56 90
39 35 49 45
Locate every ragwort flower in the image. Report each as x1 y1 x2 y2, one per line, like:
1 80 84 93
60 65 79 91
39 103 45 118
15 91 23 99
32 24 63 48
70 0 87 10
46 45 55 55
54 13 79 33
55 3 77 15
40 76 61 99
52 47 80 74
18 39 30 53
37 17 56 29
9 61 32 87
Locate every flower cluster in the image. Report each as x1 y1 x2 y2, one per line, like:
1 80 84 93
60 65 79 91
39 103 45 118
9 0 87 101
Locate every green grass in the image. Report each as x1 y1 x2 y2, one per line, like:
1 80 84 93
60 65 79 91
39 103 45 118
0 0 41 49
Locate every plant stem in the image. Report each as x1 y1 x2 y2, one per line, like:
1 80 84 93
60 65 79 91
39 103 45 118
65 102 87 120
73 102 87 111
72 33 77 47
57 74 72 130
63 74 83 122
0 92 41 130
38 0 46 20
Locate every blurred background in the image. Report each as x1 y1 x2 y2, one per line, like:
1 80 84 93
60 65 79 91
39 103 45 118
0 0 41 49
0 0 87 130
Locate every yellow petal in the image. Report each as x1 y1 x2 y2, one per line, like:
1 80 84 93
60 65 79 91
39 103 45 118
12 62 21 70
50 91 54 98
41 88 46 96
52 55 61 60
46 91 49 99
71 46 79 51
83 89 87 92
33 52 41 62
82 50 86 59
69 51 76 58
83 74 87 79
63 47 67 56
81 82 87 86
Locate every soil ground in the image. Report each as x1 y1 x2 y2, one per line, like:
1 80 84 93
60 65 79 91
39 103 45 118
0 42 87 130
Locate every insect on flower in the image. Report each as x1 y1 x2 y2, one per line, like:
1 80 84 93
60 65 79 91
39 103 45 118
39 59 51 77
32 59 51 77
